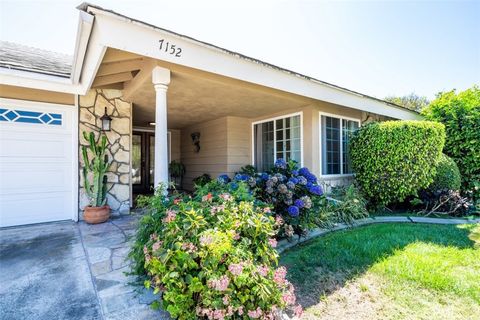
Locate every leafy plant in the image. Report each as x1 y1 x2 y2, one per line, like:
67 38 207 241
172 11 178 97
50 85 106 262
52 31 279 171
169 160 186 177
193 173 212 188
422 86 480 202
350 120 445 206
135 185 303 319
428 154 461 192
236 165 258 176
169 160 185 189
81 131 111 207
328 184 369 224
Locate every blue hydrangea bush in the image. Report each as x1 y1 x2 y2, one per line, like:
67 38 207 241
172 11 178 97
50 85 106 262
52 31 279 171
219 159 331 238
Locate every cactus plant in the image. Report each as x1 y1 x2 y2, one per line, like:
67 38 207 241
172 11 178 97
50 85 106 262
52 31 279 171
81 131 111 207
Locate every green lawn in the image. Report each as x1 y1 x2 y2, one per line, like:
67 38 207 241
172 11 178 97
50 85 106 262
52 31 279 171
280 223 480 320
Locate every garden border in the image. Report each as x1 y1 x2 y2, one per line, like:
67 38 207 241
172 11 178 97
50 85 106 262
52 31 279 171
276 215 480 254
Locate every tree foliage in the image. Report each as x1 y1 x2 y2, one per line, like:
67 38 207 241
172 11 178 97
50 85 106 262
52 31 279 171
422 86 480 202
385 93 430 112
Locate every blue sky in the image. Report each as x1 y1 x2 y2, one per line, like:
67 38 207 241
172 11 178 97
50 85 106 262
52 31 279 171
1 0 478 100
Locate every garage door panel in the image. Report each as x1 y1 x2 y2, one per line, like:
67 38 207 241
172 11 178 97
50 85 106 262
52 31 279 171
0 164 72 195
0 137 72 159
0 192 72 227
0 99 76 227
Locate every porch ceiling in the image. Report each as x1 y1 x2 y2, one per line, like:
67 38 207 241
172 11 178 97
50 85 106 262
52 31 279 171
93 48 313 129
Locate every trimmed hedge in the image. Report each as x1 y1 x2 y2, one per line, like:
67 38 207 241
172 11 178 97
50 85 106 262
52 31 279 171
350 120 445 205
428 154 461 192
422 86 480 201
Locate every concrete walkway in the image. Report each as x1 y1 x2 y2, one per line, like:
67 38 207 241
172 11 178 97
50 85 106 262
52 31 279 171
78 215 170 320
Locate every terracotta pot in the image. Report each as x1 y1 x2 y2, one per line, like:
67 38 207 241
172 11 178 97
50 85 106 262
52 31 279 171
83 205 110 224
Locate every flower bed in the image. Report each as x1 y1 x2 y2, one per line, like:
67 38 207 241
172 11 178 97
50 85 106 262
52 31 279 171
137 184 302 319
131 160 368 319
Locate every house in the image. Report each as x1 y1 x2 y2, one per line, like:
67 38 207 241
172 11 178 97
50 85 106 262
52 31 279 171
0 3 420 227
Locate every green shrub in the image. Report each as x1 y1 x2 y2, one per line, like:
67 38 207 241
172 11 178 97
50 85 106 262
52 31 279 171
429 154 461 192
132 184 303 319
193 173 212 187
422 86 480 201
328 184 369 224
350 120 445 205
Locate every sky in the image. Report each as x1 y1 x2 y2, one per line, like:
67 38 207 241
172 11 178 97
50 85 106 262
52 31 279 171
0 0 479 100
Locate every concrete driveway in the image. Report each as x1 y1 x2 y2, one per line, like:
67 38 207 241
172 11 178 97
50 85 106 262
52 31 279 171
0 216 169 320
0 222 101 320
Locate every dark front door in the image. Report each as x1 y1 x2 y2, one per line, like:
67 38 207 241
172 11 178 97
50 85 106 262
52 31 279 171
132 131 155 194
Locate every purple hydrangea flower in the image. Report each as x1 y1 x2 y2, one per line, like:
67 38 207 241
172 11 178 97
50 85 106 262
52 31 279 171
289 177 299 184
275 158 287 169
308 185 323 196
298 176 308 185
260 173 269 181
294 199 305 208
277 184 288 194
306 173 318 184
235 173 249 181
287 205 300 217
299 167 310 176
286 181 296 189
292 170 299 176
217 174 230 184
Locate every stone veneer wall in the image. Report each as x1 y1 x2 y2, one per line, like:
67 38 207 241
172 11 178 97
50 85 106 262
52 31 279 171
79 89 131 216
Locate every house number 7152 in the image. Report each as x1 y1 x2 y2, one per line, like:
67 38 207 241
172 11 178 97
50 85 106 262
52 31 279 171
158 39 182 57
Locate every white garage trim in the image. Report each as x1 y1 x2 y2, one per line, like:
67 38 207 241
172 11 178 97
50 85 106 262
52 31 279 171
0 97 78 224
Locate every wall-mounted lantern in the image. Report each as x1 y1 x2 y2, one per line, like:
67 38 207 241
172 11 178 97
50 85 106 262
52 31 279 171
100 107 112 131
191 132 200 153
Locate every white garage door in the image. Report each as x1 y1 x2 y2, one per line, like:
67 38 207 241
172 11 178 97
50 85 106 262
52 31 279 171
0 99 77 227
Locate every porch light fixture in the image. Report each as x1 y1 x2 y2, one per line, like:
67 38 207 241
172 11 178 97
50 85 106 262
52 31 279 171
100 107 112 131
191 132 200 153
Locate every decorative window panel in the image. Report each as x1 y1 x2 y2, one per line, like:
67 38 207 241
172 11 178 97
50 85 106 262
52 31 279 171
0 108 62 126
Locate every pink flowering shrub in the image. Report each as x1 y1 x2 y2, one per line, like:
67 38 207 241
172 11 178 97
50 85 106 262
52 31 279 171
140 186 302 319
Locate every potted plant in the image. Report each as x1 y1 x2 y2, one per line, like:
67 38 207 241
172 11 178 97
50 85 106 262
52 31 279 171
81 131 111 224
169 160 185 190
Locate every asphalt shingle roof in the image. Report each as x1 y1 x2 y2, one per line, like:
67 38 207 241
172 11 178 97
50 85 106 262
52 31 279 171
0 41 72 78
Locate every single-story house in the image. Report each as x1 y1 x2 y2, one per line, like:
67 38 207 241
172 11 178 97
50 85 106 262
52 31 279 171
0 3 420 227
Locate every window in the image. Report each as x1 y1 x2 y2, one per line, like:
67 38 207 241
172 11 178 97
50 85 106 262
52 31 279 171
254 114 301 171
321 115 359 175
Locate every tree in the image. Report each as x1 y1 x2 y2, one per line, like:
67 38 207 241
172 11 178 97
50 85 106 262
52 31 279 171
384 93 430 112
422 86 480 204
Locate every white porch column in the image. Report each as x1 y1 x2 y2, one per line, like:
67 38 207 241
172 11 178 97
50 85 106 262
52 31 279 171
152 66 171 189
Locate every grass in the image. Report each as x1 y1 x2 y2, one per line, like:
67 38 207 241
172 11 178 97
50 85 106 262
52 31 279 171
280 223 480 320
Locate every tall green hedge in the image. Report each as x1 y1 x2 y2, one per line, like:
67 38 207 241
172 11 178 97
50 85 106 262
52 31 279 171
350 120 445 205
422 86 480 201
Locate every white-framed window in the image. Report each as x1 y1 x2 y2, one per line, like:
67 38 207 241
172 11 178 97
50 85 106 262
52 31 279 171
320 113 360 175
252 112 302 171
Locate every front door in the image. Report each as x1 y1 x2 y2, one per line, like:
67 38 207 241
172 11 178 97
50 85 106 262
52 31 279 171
132 131 155 194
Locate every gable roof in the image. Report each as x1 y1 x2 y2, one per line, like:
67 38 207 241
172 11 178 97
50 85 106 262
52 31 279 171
0 41 72 78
